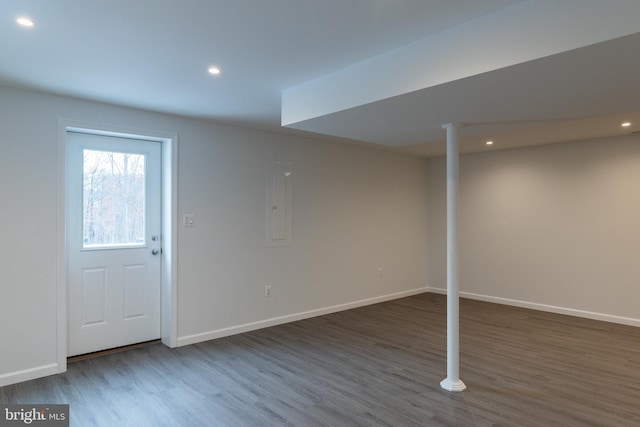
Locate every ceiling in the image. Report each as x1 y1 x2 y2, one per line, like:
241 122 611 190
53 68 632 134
1 0 638 157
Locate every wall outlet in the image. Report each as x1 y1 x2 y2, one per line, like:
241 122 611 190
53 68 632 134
377 267 383 278
265 285 272 297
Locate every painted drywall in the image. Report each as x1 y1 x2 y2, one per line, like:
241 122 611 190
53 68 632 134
0 85 429 385
174 105 430 342
283 0 640 126
427 134 640 324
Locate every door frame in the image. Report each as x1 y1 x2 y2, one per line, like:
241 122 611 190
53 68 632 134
56 119 178 374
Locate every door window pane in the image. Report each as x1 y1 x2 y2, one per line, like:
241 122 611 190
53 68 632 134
83 149 146 248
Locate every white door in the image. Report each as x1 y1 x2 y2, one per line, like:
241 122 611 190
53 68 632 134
66 131 162 357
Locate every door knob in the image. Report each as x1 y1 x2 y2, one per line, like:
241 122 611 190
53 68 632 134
151 249 160 255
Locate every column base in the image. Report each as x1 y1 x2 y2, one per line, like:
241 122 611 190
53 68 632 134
440 378 467 392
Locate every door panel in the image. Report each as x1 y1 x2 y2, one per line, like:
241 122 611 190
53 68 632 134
81 267 107 326
123 263 147 319
66 132 161 356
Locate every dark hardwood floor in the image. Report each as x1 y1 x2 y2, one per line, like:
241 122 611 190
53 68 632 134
2 293 639 426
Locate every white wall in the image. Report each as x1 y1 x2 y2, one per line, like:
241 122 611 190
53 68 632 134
283 0 640 127
427 134 640 324
0 85 429 385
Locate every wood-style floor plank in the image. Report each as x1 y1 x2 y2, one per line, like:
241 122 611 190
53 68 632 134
2 293 639 426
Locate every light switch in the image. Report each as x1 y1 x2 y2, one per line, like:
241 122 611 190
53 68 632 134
183 214 195 227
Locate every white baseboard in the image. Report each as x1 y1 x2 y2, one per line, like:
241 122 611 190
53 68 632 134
177 287 428 347
0 363 59 387
426 287 640 328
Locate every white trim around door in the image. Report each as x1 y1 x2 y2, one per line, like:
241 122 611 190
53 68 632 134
56 119 178 375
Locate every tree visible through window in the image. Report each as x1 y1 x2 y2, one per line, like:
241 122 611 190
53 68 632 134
83 149 146 248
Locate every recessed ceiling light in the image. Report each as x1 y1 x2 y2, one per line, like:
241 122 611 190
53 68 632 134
208 66 221 75
16 17 34 27
486 140 494 146
621 122 631 127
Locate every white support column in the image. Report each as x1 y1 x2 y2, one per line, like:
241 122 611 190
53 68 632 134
440 123 467 392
